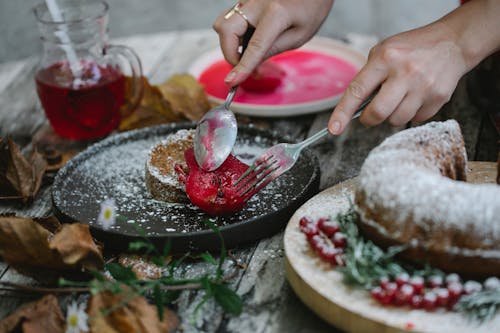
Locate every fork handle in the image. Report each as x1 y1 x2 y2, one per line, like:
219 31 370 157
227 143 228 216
298 91 377 149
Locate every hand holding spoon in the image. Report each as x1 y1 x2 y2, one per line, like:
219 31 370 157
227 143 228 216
194 27 255 171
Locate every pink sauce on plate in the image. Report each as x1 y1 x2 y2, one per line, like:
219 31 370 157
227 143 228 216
198 50 359 105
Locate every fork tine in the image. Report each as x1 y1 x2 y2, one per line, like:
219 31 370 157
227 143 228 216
237 160 280 199
235 158 278 193
238 163 279 197
240 166 281 201
234 154 273 186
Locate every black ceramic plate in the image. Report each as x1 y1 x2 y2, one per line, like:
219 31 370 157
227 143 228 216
52 123 320 252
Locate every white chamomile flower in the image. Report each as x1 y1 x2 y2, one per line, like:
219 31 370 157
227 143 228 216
65 301 89 333
98 198 117 229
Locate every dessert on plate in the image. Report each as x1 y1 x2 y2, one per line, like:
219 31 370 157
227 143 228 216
145 129 249 215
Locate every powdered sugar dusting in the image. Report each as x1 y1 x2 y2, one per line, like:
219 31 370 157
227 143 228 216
146 129 194 187
52 124 319 239
356 120 500 258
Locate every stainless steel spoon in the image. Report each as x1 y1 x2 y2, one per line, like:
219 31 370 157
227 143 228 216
194 27 254 171
193 86 238 171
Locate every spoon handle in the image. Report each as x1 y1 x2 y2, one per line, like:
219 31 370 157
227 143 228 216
224 86 238 108
224 27 255 109
241 26 255 55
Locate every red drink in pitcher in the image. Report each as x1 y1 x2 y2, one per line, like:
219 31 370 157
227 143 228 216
33 0 143 140
35 60 126 140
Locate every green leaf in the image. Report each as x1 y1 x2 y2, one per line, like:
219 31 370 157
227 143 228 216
129 240 155 253
58 278 70 287
91 270 106 281
162 240 172 256
200 252 216 265
202 219 226 278
200 276 213 296
153 284 164 321
151 255 165 267
162 290 181 303
89 280 103 295
211 282 242 315
106 262 137 282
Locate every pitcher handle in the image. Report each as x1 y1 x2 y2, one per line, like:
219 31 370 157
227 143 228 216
105 44 144 117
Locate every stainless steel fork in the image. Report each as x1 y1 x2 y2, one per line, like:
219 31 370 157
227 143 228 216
234 93 376 201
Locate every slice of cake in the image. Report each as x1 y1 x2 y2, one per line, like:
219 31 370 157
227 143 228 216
145 129 194 202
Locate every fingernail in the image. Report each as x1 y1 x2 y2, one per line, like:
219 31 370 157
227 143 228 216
330 121 341 135
225 71 237 84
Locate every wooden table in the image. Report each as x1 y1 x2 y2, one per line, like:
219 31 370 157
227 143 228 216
0 30 498 333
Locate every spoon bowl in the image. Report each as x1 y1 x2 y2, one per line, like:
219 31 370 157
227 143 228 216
194 86 238 171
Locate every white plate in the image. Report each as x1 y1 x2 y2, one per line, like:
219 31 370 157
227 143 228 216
188 37 366 117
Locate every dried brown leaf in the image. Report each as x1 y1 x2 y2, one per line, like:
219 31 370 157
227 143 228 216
0 216 104 278
88 287 179 333
0 294 65 333
119 77 183 131
50 223 104 272
0 137 47 203
158 74 211 121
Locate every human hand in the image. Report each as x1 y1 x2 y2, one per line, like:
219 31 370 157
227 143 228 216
328 22 468 135
213 0 334 86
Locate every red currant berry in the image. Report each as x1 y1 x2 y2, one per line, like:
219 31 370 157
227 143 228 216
384 282 398 300
309 234 324 250
299 216 312 227
445 273 461 285
300 222 318 240
371 287 392 305
394 284 415 306
447 282 464 301
484 277 500 291
332 232 347 248
409 275 425 294
371 286 384 300
427 275 444 288
422 292 437 311
379 276 391 289
317 218 340 237
464 280 482 295
410 294 424 309
318 245 336 262
395 272 410 287
435 288 450 307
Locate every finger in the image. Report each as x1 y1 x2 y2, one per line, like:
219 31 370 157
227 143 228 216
387 93 422 127
213 12 250 66
262 27 312 59
328 63 387 134
359 78 407 127
411 101 444 123
225 4 289 86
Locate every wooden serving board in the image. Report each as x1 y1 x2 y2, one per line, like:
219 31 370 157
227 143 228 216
284 161 499 333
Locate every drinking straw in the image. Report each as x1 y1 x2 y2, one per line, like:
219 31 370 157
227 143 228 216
45 0 82 79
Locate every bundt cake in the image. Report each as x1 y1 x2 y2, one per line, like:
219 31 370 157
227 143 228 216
355 120 500 277
145 129 194 202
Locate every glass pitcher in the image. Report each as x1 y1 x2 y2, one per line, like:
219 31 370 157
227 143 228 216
33 0 143 140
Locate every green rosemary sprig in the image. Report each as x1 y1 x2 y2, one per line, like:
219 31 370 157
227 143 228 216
335 208 407 289
59 219 242 320
455 289 500 322
333 206 500 323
